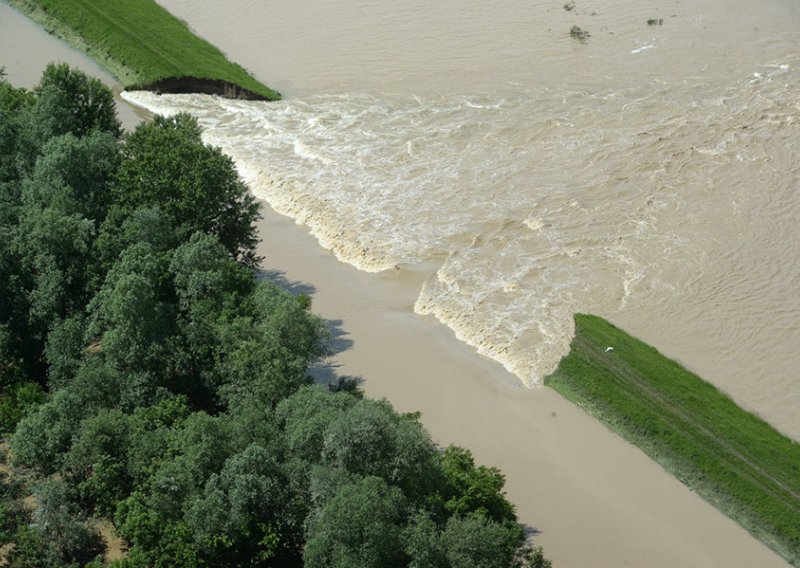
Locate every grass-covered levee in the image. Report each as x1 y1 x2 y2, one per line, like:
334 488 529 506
8 0 280 100
547 314 800 566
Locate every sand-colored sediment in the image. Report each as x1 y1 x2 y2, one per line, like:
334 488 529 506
256 206 789 568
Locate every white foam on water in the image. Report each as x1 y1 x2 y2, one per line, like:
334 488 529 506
122 59 800 433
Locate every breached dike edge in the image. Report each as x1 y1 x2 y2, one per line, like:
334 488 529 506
130 77 273 102
8 0 280 101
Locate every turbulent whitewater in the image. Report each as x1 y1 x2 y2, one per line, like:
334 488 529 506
124 0 800 438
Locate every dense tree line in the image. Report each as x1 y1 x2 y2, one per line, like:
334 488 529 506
0 64 550 567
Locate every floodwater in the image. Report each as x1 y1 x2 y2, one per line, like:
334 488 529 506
0 1 144 127
130 0 800 439
3 0 798 565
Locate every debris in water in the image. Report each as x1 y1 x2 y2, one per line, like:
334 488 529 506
570 25 590 43
563 1 576 11
631 44 655 54
647 18 664 26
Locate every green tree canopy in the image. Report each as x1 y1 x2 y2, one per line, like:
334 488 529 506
304 476 408 568
16 63 120 172
111 113 260 265
321 399 439 500
0 63 549 568
86 242 176 377
24 131 119 221
185 443 296 565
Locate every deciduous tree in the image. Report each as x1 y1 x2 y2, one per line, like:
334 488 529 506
304 476 408 568
111 114 259 265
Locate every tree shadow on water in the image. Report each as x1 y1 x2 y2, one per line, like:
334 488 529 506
257 268 358 386
309 317 358 386
324 318 353 356
523 524 543 538
257 268 317 297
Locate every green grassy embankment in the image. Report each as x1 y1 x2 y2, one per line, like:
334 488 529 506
8 0 280 100
545 314 800 566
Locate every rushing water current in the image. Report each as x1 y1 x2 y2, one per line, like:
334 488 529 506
125 0 800 439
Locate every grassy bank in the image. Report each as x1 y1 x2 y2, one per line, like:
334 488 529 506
8 0 280 100
546 314 800 566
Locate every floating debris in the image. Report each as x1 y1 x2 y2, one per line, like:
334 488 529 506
563 1 576 11
647 18 664 26
570 25 590 43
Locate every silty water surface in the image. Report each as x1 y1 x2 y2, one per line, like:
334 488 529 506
124 0 800 438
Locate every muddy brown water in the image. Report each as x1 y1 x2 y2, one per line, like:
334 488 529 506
0 2 146 127
3 0 798 565
140 0 800 440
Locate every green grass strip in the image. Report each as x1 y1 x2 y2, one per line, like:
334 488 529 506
8 0 280 100
546 314 800 566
